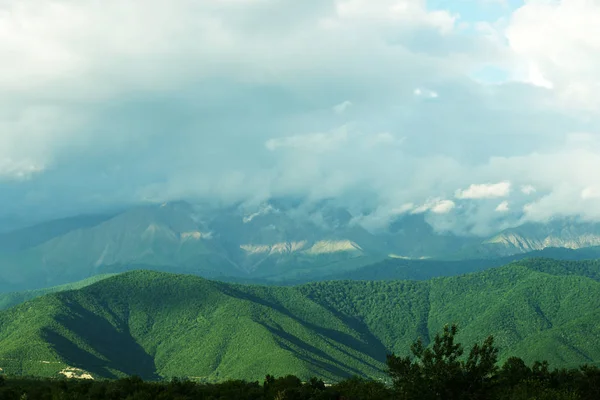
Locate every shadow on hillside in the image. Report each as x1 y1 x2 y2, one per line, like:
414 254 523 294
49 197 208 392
217 284 388 377
261 322 364 378
43 300 159 380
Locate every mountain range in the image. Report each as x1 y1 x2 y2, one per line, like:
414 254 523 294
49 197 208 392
2 200 600 291
0 258 599 381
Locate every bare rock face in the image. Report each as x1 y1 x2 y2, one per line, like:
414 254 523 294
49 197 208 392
2 200 600 291
484 220 600 254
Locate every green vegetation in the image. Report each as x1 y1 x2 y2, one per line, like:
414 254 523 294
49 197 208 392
319 257 505 282
516 258 600 281
321 250 600 282
1 326 599 399
0 258 599 383
385 324 600 400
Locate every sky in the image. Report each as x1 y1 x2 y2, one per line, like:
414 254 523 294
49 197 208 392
1 0 600 235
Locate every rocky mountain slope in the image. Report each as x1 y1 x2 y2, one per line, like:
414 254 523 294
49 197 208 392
484 219 600 253
2 200 600 291
0 201 435 291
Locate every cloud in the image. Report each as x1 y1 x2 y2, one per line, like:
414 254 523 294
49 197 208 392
333 101 353 114
413 88 439 99
432 200 456 214
521 185 536 195
581 187 600 200
456 182 511 199
0 159 45 181
392 203 416 215
413 199 456 214
0 0 599 235
505 0 600 110
265 126 351 153
495 201 509 212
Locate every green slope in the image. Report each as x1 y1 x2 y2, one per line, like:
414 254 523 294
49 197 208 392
320 250 600 283
0 272 388 382
0 259 599 381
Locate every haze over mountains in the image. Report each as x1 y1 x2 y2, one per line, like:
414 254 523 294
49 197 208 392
2 199 600 292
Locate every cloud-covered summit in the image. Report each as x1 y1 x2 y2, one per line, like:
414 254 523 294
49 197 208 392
1 0 599 235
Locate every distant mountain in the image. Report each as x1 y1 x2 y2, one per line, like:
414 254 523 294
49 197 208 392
456 219 600 259
0 202 233 291
0 201 389 291
2 200 600 291
382 213 474 258
320 247 600 282
1 260 599 381
0 274 117 311
0 213 115 253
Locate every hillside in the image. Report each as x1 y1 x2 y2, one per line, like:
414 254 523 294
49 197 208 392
0 274 118 311
0 202 388 292
4 254 598 311
0 271 389 381
321 247 600 282
0 259 599 381
4 201 600 293
3 199 600 293
457 219 600 259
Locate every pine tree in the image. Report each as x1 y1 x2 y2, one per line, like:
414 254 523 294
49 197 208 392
386 324 498 400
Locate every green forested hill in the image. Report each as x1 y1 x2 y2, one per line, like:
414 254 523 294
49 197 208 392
320 250 600 282
0 259 599 382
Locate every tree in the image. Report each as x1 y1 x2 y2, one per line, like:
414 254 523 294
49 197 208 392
499 357 531 386
386 324 498 400
333 376 393 400
463 334 499 398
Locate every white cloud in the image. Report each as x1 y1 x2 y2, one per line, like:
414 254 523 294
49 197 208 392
334 0 457 34
521 185 536 195
0 0 463 99
431 200 456 214
413 198 455 214
0 158 45 181
1 0 600 234
333 100 353 114
495 200 509 212
525 62 553 89
456 181 511 199
392 203 415 215
581 187 600 200
505 0 600 110
413 88 439 99
0 0 470 175
265 127 350 152
264 126 403 155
